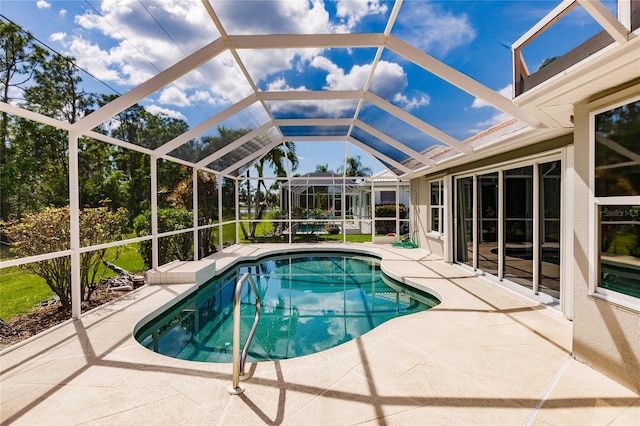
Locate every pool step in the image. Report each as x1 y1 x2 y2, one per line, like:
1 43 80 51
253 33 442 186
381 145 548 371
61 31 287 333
145 259 216 285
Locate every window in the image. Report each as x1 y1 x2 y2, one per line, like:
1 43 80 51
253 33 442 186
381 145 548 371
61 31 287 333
380 190 395 204
429 180 444 234
593 99 640 303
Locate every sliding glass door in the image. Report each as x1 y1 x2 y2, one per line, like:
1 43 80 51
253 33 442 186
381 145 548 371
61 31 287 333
503 166 534 289
539 161 561 298
455 177 473 267
453 158 562 303
478 173 499 277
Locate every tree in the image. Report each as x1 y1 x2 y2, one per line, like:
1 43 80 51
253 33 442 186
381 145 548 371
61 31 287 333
539 56 559 70
315 163 329 173
1 206 128 312
24 54 94 123
99 98 191 221
245 142 298 238
338 155 372 177
166 170 219 257
133 208 193 268
2 40 99 219
0 21 47 220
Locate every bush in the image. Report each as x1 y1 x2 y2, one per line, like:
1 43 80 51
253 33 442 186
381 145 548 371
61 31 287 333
133 208 193 268
1 206 128 312
374 204 407 234
375 203 407 218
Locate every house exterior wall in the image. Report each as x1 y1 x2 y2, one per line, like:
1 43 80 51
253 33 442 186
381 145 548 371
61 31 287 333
373 186 410 205
411 177 445 257
572 83 640 394
411 136 573 262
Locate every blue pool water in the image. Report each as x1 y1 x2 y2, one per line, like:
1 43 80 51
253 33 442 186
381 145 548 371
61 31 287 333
135 252 439 362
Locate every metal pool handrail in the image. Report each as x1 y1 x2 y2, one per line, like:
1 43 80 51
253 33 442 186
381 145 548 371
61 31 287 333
228 272 261 395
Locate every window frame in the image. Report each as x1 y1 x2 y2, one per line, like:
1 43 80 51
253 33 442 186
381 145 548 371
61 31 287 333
589 95 640 311
428 179 444 235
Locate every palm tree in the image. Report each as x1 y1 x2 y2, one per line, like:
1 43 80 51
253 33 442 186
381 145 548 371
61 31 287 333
338 155 372 177
315 163 329 173
245 141 298 237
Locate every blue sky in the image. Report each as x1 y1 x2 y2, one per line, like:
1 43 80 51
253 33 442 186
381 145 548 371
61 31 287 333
1 0 616 175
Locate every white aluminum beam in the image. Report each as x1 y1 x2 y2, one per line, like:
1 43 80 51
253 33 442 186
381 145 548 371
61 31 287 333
86 131 154 156
68 132 81 320
386 35 545 129
0 101 72 130
364 92 472 154
0 101 159 158
513 0 577 50
577 0 630 44
227 33 385 49
155 94 258 156
72 38 227 134
259 90 362 101
275 118 353 127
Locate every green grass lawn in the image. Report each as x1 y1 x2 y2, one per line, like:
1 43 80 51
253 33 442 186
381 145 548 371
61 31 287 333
0 268 53 320
101 242 146 275
0 242 146 320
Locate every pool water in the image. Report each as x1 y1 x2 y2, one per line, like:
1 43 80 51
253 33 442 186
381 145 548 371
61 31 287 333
135 253 439 363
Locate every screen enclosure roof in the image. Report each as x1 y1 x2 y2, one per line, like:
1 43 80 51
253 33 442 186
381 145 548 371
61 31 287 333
3 0 631 179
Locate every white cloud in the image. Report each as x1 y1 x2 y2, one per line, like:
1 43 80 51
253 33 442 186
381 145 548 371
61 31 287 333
238 48 319 85
368 60 407 97
158 86 190 107
145 105 187 121
213 0 331 35
472 85 512 108
394 93 430 110
469 85 513 132
36 0 50 9
395 2 475 55
66 0 260 110
265 57 427 115
49 32 66 43
65 36 124 83
334 0 388 33
266 78 307 92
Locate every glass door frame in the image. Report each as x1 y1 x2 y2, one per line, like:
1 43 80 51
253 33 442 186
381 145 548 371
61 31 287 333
452 151 564 307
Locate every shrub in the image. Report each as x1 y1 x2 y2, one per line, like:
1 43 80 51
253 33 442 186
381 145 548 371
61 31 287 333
1 206 128 312
133 208 193 268
374 204 407 234
375 203 407 218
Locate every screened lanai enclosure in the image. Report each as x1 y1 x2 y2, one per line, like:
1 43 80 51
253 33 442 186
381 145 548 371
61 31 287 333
1 0 637 324
277 172 409 240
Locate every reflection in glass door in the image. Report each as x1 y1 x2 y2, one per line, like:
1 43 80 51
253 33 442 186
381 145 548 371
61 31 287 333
539 161 561 298
503 166 534 289
455 177 473 267
478 173 499 277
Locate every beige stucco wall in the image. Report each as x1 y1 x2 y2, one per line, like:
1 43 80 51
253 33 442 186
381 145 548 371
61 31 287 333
572 83 640 394
410 136 573 260
410 177 444 257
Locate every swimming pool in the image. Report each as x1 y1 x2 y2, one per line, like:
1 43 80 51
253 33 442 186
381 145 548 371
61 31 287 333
135 252 439 363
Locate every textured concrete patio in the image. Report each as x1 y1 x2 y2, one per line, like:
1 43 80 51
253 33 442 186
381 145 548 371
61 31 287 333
1 244 638 425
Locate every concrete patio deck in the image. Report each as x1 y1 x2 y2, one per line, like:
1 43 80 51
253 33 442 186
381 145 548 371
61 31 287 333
1 244 638 425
